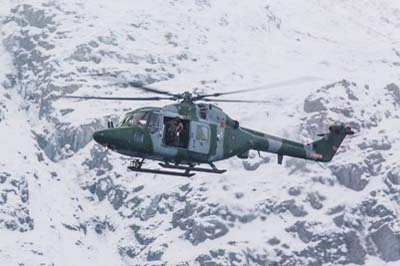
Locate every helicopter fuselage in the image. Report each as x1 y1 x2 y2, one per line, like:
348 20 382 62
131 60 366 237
93 102 252 164
92 101 354 168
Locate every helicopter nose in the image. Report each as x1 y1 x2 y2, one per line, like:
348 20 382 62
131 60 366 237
93 130 107 145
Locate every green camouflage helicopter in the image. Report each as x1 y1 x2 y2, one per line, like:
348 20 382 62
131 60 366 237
65 77 354 177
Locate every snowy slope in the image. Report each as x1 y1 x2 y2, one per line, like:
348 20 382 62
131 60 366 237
1 0 400 265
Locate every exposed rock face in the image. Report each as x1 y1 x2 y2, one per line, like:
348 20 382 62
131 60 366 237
2 3 106 161
330 164 369 191
2 0 400 265
0 174 33 232
385 83 400 105
388 167 400 185
293 230 366 265
371 224 400 262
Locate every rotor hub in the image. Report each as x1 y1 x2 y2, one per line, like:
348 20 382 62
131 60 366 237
181 91 193 102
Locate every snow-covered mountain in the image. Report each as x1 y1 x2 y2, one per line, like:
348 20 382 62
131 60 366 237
1 0 400 265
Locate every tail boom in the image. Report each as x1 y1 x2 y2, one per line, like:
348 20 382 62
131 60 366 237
248 124 354 164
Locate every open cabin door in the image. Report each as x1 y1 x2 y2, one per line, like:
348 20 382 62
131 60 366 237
189 121 210 154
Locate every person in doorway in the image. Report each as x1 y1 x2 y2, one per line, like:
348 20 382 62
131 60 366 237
175 120 184 147
166 117 185 147
166 118 178 145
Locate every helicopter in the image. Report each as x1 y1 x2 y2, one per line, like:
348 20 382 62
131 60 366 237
64 77 354 177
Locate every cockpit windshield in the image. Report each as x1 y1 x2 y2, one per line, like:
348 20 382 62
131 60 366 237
117 111 159 131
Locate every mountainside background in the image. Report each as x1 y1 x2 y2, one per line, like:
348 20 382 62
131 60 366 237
1 0 400 265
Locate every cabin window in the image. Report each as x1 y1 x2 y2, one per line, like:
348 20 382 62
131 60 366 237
198 104 207 119
196 125 209 141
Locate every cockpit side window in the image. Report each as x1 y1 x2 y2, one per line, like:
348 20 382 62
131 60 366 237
118 111 151 128
148 113 160 133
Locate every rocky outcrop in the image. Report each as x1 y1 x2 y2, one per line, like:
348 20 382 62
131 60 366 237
387 166 400 185
371 224 400 262
0 173 33 232
330 163 368 191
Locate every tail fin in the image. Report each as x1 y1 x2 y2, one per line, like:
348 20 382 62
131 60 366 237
310 124 354 162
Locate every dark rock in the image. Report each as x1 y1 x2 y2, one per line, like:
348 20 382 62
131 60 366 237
16 4 55 29
268 237 280 246
70 44 94 62
287 221 313 243
131 225 155 246
358 139 392 151
204 220 229 240
288 186 301 196
119 246 139 259
330 164 368 191
244 250 278 266
132 185 144 193
0 192 7 204
345 231 366 265
364 152 385 176
195 254 222 266
97 35 118 46
330 106 353 118
296 232 355 265
89 40 99 48
108 185 127 210
87 183 96 194
95 177 113 201
62 223 78 231
125 196 143 210
385 83 400 105
179 183 190 192
328 205 345 215
283 200 308 217
20 182 29 203
306 192 324 210
84 145 112 171
209 249 225 258
388 167 400 185
234 192 244 199
303 97 327 113
360 199 394 224
333 214 344 227
238 214 256 223
36 152 44 162
228 252 242 265
147 250 163 261
95 223 105 234
140 194 163 221
371 224 400 261
0 172 10 184
172 202 196 228
185 222 207 245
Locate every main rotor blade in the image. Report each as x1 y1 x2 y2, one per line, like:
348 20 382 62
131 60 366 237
87 72 179 97
202 98 270 103
120 82 179 97
196 76 321 99
62 95 175 101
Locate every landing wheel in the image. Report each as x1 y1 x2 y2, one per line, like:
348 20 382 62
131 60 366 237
130 159 144 169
